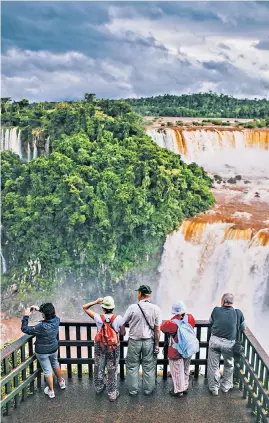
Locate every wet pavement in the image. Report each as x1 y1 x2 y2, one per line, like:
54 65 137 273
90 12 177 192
3 376 255 423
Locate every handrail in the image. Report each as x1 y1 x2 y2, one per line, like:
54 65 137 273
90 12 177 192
0 335 32 360
234 328 269 422
1 319 269 421
244 328 269 371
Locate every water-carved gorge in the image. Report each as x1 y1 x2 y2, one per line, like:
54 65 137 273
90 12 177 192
148 127 269 350
1 123 269 351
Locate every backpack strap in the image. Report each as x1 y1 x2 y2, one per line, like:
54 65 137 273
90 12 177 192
234 309 241 340
100 314 106 323
138 304 154 331
110 314 117 324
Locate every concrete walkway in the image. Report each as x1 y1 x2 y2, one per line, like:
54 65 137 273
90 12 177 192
3 376 255 423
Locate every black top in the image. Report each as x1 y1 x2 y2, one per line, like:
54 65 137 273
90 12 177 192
210 306 245 341
21 316 60 354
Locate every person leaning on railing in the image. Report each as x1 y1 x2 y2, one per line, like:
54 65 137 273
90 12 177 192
207 293 247 396
82 296 126 402
160 301 196 397
21 303 66 399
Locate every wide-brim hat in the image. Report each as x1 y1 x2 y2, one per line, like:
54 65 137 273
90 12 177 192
102 296 115 310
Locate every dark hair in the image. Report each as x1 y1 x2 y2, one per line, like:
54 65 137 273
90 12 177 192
39 303 56 320
102 307 114 314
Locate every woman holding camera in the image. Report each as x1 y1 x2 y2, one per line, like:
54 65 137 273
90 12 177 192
21 302 65 399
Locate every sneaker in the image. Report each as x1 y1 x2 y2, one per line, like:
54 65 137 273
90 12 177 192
220 386 230 393
128 391 138 396
183 390 188 395
169 389 184 397
44 386 55 399
210 390 219 396
58 378 66 390
96 384 106 395
109 391 120 402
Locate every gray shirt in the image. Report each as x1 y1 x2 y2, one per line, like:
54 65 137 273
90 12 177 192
123 300 161 340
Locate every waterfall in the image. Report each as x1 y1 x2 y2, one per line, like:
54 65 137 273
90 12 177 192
1 251 7 274
148 127 269 352
33 138 38 159
4 129 10 150
157 222 269 348
17 130 22 158
0 127 22 158
0 129 4 151
27 143 31 162
148 128 269 178
45 136 50 156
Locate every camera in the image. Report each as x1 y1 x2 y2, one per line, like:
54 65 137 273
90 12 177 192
30 305 40 312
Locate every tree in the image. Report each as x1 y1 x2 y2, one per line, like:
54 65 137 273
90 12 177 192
1 97 215 298
84 93 96 103
1 97 12 113
18 99 29 109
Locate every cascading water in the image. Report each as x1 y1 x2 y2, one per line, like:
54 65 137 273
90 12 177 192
45 137 50 156
1 251 7 274
0 128 22 158
27 143 31 162
33 137 38 159
148 127 269 352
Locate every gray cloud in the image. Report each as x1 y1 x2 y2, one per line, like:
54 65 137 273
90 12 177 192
255 39 269 51
218 43 231 50
1 2 269 101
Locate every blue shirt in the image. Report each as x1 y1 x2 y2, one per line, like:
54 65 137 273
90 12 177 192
21 316 60 354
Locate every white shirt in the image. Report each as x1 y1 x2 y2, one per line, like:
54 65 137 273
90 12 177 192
94 313 124 333
123 300 161 340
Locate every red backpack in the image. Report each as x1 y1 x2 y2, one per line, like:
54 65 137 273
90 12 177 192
95 315 119 351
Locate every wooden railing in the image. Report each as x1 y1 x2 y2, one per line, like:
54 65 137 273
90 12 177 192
235 329 269 423
1 335 41 416
1 320 268 421
58 320 213 380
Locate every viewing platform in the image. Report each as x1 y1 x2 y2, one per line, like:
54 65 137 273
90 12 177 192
1 321 269 423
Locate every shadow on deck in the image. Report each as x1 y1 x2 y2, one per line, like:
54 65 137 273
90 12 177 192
3 376 255 423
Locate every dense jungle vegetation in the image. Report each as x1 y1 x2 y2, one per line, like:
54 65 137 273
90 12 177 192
1 95 214 305
126 92 269 119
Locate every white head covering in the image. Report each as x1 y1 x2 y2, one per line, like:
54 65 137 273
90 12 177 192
171 301 186 315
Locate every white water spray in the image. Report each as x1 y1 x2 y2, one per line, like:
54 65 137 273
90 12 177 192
45 137 50 157
33 138 38 159
1 251 7 274
0 128 22 158
148 127 269 352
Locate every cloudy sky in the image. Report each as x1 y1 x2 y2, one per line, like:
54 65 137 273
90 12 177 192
2 1 269 101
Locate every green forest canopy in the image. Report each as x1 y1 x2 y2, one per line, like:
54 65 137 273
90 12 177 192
126 92 269 119
1 95 214 299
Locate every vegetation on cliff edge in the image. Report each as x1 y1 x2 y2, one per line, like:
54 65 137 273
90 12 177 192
1 95 214 300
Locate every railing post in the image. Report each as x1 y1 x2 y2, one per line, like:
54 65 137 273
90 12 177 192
76 326 82 379
163 333 168 380
3 357 11 416
194 326 201 378
205 325 211 378
65 325 72 378
20 344 27 401
119 334 125 380
28 338 35 393
11 351 19 408
87 326 93 378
